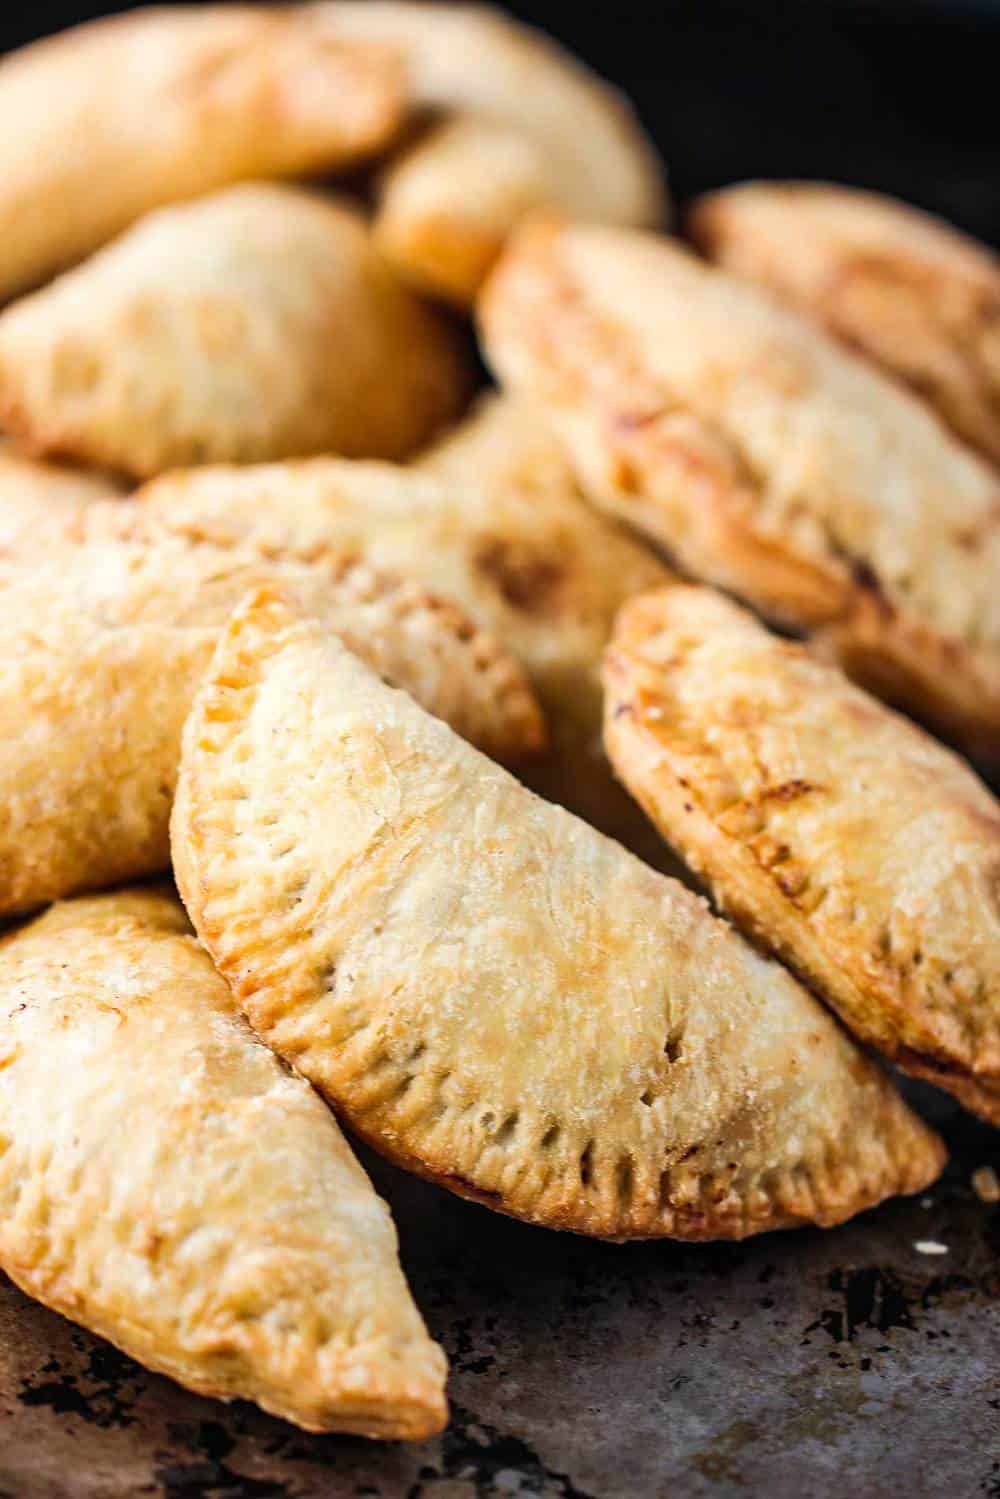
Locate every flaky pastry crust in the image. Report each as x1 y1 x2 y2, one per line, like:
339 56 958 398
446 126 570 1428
480 220 1000 762
321 2 668 305
689 182 1000 465
0 184 470 479
0 890 447 1437
603 586 1000 1125
171 587 944 1242
0 538 543 915
95 446 668 846
0 5 405 300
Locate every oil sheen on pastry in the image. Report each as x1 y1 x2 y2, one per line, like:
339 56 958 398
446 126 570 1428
689 181 1000 465
0 889 447 1437
0 538 543 915
171 586 944 1242
321 2 667 304
603 585 1000 1125
0 5 405 300
0 184 471 479
480 219 1000 762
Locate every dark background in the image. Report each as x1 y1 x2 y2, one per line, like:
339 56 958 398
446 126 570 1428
3 0 999 246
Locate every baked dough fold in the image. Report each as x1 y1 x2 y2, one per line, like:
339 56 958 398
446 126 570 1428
603 585 1000 1125
689 182 1000 466
0 5 406 300
0 185 470 479
321 2 668 305
0 889 447 1437
480 219 1000 762
0 538 543 915
171 586 944 1242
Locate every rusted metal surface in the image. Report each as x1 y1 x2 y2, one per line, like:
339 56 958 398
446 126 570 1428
1 1083 997 1498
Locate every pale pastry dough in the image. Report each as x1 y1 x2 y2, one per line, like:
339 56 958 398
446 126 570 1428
480 219 1000 762
0 5 405 301
171 587 944 1242
0 440 125 559
0 184 471 479
94 446 669 846
321 2 667 305
603 585 1000 1125
0 539 543 915
689 182 1000 465
0 889 447 1437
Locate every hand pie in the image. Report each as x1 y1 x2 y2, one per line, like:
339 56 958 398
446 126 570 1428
0 440 125 560
415 395 681 867
97 448 669 847
0 538 542 915
0 889 447 1438
480 220 1000 763
171 587 944 1242
0 184 471 480
603 585 1000 1125
689 182 1000 465
321 2 668 305
0 5 405 301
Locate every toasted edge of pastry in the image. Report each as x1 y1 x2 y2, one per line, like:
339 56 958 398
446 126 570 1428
603 584 1000 1125
0 888 447 1437
0 539 544 916
688 181 1000 465
0 440 126 560
479 217 1000 764
172 585 944 1242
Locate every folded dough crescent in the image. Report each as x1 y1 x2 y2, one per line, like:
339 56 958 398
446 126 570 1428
604 585 1000 1125
0 5 405 301
0 538 542 916
689 182 1000 466
0 184 471 480
480 219 1000 763
321 2 668 305
85 437 670 849
171 587 944 1242
0 889 447 1438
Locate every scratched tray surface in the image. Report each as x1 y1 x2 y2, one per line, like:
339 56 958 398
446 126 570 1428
1 1081 997 1499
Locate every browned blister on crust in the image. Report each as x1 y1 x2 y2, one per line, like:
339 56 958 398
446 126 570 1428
0 4 406 300
0 184 471 480
689 182 1000 465
603 585 1000 1125
479 219 1000 763
321 2 668 306
0 538 543 915
93 444 667 847
171 587 944 1242
0 889 447 1437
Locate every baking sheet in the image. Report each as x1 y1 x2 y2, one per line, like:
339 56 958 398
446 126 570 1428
1 1080 996 1498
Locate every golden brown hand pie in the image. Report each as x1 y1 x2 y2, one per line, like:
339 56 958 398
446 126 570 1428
603 585 1000 1125
95 446 668 847
480 219 1000 762
689 182 1000 466
171 586 944 1242
0 5 405 302
320 2 667 305
0 889 447 1438
0 440 125 559
0 184 471 480
0 538 542 916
